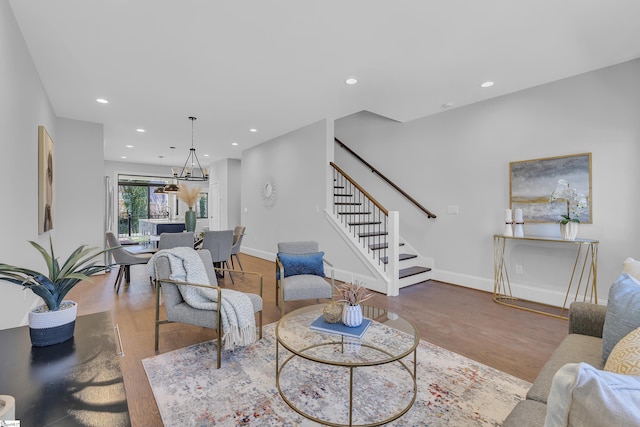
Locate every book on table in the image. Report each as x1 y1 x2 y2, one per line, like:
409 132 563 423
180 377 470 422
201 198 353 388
310 316 372 339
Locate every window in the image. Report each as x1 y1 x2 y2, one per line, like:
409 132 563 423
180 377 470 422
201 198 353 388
117 175 170 236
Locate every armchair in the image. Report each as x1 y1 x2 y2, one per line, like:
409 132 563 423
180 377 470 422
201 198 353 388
276 241 334 317
152 248 263 368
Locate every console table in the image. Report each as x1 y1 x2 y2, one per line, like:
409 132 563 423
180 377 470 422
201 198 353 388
0 311 130 426
493 234 599 319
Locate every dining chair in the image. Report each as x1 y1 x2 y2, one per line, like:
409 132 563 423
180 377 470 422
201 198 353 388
158 232 194 250
105 231 153 292
276 241 334 317
230 225 246 271
202 230 235 284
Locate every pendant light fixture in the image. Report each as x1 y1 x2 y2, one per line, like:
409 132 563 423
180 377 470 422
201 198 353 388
172 116 209 181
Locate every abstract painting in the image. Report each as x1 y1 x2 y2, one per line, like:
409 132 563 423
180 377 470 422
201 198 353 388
510 153 592 223
38 125 54 233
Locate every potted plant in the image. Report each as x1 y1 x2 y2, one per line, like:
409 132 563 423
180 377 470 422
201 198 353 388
0 238 111 346
177 186 202 232
334 281 374 327
549 179 587 240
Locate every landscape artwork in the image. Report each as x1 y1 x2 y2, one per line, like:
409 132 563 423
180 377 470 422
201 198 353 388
38 125 54 233
510 153 592 223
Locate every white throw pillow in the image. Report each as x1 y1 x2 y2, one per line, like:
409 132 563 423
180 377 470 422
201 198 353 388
544 363 640 427
623 257 640 285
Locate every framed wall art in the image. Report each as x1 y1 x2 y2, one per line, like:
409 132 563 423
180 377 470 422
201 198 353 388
38 125 54 233
510 153 592 223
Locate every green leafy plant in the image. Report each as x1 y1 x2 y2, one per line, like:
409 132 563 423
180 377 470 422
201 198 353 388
0 238 111 311
549 179 587 224
334 281 374 306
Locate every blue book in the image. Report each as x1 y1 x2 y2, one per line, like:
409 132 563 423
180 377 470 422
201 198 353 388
310 316 372 339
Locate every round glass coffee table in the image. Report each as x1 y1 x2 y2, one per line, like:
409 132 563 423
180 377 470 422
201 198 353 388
275 304 419 426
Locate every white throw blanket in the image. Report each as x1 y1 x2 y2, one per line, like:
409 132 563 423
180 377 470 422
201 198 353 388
148 247 257 350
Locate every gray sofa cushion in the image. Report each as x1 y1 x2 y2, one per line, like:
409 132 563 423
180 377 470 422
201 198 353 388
527 334 604 404
502 399 547 427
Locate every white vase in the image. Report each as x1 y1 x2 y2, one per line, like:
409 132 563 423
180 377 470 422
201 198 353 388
560 222 579 240
342 304 363 327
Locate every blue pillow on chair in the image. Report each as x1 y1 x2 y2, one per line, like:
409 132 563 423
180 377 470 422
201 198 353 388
277 252 325 279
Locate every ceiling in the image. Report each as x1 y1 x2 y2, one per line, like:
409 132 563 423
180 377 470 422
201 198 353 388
9 0 640 166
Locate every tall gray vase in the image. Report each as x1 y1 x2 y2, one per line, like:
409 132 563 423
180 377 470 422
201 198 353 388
185 208 196 232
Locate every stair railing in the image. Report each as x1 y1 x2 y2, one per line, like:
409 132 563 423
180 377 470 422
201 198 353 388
335 138 437 219
331 162 389 271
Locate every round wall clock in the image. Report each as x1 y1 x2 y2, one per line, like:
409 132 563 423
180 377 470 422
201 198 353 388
262 175 277 206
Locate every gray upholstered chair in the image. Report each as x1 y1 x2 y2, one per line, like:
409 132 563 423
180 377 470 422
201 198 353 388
158 232 194 250
276 241 334 317
202 230 234 284
230 226 246 271
153 249 263 369
106 231 153 292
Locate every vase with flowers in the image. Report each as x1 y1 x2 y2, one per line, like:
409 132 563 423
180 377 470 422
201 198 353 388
549 179 587 240
177 186 202 232
334 281 374 327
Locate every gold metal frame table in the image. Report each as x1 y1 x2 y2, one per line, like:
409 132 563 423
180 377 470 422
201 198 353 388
275 304 419 426
493 234 599 319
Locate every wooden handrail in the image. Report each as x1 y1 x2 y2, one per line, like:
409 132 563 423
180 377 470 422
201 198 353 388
334 138 437 218
330 162 388 216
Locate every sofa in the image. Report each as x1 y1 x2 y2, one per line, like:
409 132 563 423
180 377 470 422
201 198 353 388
502 301 606 426
503 268 640 426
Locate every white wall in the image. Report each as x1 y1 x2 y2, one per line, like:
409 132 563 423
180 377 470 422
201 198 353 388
241 119 369 281
208 158 242 230
0 1 105 329
56 117 104 253
335 59 640 306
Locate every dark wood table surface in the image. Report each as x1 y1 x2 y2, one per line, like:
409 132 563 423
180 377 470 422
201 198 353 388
0 311 130 426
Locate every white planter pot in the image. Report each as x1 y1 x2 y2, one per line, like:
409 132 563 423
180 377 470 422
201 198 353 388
560 222 579 240
28 300 77 347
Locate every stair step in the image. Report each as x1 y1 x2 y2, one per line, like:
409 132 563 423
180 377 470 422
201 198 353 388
369 242 405 251
334 193 353 197
358 231 388 238
399 266 432 279
348 221 382 226
337 211 372 215
380 253 417 264
334 186 345 189
335 202 362 206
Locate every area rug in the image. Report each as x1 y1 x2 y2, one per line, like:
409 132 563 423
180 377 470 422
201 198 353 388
143 320 530 426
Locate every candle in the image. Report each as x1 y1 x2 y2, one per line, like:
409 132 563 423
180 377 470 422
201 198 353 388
514 209 523 223
505 209 513 223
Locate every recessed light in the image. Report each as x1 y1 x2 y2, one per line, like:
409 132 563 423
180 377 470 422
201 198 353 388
480 81 494 88
96 98 109 104
249 128 257 133
203 154 210 157
232 142 239 146
120 156 127 159
345 77 358 85
125 145 134 148
136 128 146 133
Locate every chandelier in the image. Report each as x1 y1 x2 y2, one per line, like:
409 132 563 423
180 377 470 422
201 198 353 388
172 116 209 182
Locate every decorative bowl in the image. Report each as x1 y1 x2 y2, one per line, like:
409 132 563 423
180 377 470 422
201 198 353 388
322 302 343 323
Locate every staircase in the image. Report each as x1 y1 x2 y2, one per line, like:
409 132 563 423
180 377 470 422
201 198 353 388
332 165 432 290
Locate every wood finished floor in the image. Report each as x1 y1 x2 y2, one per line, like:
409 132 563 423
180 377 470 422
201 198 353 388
68 253 568 427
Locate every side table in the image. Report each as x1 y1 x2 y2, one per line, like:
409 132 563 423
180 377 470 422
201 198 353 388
493 234 599 319
0 311 130 426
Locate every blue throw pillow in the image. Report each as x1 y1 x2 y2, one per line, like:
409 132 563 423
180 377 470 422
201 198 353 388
602 273 640 360
277 252 325 279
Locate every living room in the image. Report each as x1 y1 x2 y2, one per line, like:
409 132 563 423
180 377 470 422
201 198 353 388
1 1 640 425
